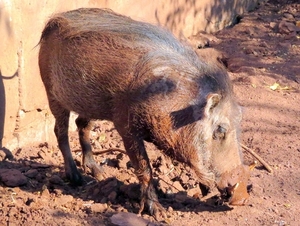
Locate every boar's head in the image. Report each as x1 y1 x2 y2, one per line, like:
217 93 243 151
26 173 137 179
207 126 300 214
190 92 250 205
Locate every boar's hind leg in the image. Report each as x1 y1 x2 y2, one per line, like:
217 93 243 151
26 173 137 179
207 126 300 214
75 117 103 181
120 133 165 218
49 99 83 185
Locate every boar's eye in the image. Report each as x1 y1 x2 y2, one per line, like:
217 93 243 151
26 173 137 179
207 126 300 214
213 125 227 140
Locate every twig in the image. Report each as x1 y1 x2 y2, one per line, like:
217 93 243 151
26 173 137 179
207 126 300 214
241 143 273 173
93 148 127 155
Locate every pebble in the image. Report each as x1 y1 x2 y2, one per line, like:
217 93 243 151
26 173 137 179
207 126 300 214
167 206 174 213
118 157 129 169
108 191 117 202
172 181 184 192
24 169 39 178
187 187 201 198
0 169 27 187
283 12 294 20
49 175 64 185
278 21 297 34
41 188 51 198
90 203 108 213
57 195 74 206
269 22 277 29
0 151 6 161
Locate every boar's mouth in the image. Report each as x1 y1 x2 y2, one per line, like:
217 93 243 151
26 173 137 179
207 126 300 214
216 165 251 206
219 182 250 205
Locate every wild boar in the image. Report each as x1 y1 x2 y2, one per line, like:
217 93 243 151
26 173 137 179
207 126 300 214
38 8 250 217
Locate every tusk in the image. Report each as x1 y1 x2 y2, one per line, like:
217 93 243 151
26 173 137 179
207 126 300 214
233 182 239 191
227 182 240 195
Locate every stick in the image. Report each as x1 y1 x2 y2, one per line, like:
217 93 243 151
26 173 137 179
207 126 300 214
241 143 273 173
93 148 127 155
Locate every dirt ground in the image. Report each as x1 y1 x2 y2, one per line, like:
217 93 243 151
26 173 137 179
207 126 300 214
1 0 300 225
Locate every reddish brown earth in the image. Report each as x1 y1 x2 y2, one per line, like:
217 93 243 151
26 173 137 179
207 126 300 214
1 1 300 225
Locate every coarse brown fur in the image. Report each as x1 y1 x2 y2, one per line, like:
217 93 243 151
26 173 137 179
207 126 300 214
38 8 250 217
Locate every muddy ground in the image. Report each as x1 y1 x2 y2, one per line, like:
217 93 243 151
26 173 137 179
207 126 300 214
0 0 300 225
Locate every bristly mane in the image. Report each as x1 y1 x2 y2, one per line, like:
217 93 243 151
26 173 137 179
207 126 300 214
40 8 232 97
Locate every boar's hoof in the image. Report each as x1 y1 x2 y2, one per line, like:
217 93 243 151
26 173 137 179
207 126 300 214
82 156 105 181
227 182 249 206
66 168 84 186
83 162 105 181
138 199 167 222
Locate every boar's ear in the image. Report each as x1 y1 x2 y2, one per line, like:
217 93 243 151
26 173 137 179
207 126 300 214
204 93 221 117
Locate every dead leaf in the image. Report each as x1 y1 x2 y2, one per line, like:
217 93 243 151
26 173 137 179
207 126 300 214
269 83 280 91
98 134 106 142
268 83 294 91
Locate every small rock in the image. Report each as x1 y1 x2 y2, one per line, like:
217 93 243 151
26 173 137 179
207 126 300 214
167 206 173 213
157 164 169 174
31 163 51 169
244 47 254 55
41 188 51 198
283 12 294 20
24 169 39 178
108 191 117 203
53 188 63 196
49 175 64 185
0 151 6 161
58 195 74 206
37 150 48 160
172 181 184 192
111 212 156 226
279 21 297 34
0 169 27 187
90 203 108 213
118 157 129 169
180 174 189 184
269 22 277 29
187 187 201 199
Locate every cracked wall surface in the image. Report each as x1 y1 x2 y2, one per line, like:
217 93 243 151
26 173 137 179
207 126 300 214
0 0 258 151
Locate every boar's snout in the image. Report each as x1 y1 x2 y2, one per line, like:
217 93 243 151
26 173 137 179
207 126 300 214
217 164 251 206
226 182 249 205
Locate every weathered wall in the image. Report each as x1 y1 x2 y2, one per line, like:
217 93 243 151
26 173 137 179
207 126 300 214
0 0 258 151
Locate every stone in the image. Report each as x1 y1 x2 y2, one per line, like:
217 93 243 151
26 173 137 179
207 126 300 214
278 21 297 34
90 203 108 213
108 191 118 203
172 181 184 192
49 175 64 185
24 169 39 178
58 195 74 206
269 22 277 29
0 169 27 187
283 12 294 20
111 212 156 226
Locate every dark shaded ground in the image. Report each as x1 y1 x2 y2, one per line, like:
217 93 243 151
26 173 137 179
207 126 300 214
1 1 300 225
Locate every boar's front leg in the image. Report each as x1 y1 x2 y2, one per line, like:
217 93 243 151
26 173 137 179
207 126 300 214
120 131 165 219
75 117 104 180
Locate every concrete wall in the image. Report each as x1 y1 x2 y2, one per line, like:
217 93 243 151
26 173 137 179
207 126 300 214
0 0 258 151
